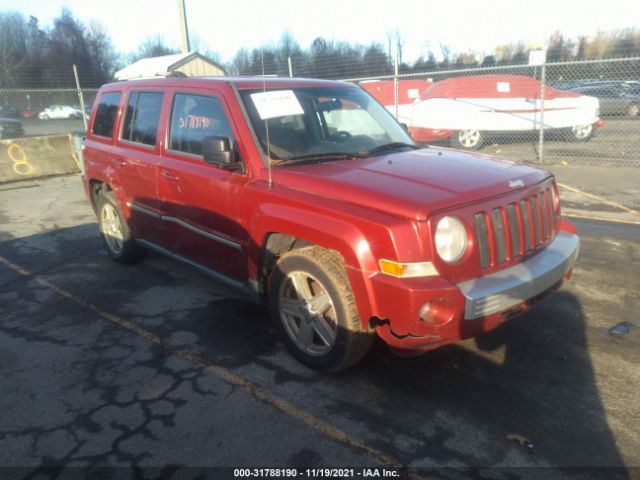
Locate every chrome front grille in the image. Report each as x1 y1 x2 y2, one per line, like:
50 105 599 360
474 186 557 270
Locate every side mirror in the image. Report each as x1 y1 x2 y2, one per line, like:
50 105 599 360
400 123 409 133
202 136 241 171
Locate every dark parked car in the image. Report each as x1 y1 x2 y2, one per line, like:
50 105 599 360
0 105 21 118
572 85 640 117
0 116 25 139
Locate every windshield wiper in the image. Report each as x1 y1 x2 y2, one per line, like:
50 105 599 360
363 142 419 157
276 152 364 166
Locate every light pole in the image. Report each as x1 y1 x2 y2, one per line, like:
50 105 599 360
178 0 191 53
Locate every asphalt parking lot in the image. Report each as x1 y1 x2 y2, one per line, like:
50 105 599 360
0 173 638 479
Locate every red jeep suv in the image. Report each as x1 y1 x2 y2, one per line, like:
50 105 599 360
82 77 579 371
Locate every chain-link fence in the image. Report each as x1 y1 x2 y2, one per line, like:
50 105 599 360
1 58 638 167
0 88 97 140
338 57 640 167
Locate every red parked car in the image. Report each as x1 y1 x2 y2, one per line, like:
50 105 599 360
81 77 579 371
20 108 42 118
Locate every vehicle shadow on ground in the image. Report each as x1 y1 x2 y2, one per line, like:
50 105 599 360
348 291 628 474
0 225 629 477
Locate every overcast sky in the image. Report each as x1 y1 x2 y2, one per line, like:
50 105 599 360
2 0 638 62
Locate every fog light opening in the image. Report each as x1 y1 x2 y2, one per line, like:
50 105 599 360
419 298 456 326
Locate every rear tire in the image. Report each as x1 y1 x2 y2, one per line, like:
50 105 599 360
268 247 374 372
96 190 146 263
450 129 484 150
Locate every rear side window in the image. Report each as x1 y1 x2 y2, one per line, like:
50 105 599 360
169 93 233 156
121 91 164 146
91 92 121 138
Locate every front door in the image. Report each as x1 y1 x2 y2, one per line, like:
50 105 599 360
158 89 249 283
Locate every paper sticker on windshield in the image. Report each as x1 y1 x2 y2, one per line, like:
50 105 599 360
251 90 304 120
497 82 511 93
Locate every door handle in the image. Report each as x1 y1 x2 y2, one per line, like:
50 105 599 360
113 158 128 167
161 170 180 182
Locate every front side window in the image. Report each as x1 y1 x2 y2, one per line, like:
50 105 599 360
92 92 121 138
121 91 164 146
239 86 413 163
168 93 234 156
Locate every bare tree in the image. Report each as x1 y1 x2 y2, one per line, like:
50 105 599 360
0 11 28 87
130 35 179 62
189 33 222 64
42 8 117 87
440 44 453 66
277 30 305 76
229 48 252 75
84 21 119 85
386 29 404 65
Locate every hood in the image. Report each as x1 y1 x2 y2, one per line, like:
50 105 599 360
273 147 551 220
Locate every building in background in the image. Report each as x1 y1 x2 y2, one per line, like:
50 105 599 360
114 52 226 81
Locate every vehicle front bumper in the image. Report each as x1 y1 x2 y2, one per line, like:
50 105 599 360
371 230 579 352
458 231 579 320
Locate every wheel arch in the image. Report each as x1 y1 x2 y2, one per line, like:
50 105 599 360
252 205 381 325
88 179 112 212
86 166 127 214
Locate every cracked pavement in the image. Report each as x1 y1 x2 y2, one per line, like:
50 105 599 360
0 174 638 479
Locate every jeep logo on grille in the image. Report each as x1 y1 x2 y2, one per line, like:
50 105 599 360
509 179 524 188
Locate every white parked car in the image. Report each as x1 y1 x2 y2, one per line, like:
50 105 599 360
407 75 602 150
364 75 603 150
38 105 85 120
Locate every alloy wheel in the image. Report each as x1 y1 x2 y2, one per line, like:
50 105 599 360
458 129 481 148
100 203 124 254
278 271 337 356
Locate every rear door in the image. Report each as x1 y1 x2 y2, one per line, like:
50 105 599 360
112 89 166 246
158 88 250 283
85 90 122 180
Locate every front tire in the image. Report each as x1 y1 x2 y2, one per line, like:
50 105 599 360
566 123 594 142
96 191 146 263
450 129 484 150
268 247 374 372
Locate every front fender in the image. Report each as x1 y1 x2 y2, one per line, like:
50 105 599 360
251 202 382 324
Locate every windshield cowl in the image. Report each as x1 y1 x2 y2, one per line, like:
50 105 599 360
274 143 420 167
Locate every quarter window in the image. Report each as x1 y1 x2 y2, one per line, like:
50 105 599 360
169 94 234 156
121 92 164 146
92 92 121 138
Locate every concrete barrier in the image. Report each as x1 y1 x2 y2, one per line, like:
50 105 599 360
0 134 80 183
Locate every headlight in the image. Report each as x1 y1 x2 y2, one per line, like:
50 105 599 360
435 216 467 263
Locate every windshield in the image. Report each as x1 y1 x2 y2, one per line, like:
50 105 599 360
239 86 414 164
